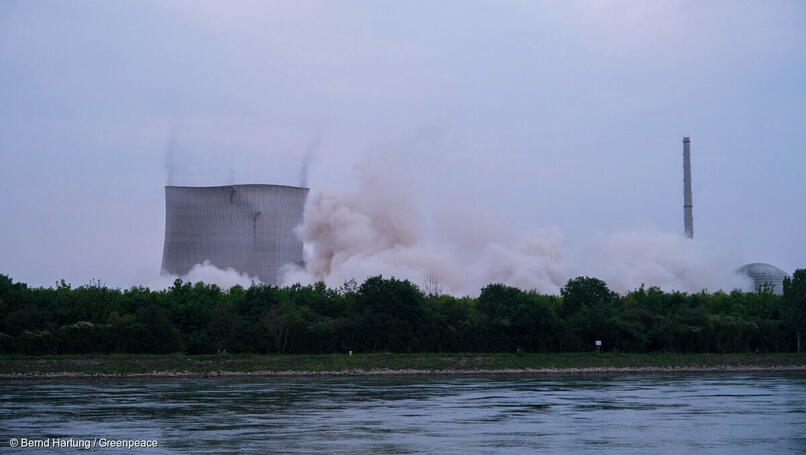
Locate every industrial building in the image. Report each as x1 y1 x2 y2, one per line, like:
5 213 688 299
679 138 791 295
736 263 790 295
683 137 694 239
161 184 308 285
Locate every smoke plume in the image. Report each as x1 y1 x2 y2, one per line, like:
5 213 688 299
281 154 749 296
282 155 568 295
147 260 259 290
299 136 319 188
165 132 177 186
580 230 750 294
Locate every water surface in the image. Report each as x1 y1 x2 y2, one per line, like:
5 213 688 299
2 373 805 453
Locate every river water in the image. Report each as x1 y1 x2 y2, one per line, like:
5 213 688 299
2 373 805 454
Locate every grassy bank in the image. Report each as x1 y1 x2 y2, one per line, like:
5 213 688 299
1 353 806 378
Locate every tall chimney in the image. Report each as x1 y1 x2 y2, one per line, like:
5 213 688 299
683 137 693 239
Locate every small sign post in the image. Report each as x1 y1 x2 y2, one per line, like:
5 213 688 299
595 340 602 353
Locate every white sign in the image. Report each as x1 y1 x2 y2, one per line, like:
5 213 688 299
595 340 602 346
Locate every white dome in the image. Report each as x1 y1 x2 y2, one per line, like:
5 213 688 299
736 263 789 295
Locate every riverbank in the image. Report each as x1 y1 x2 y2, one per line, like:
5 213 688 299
2 353 806 378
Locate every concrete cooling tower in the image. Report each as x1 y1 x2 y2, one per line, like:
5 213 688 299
161 184 308 285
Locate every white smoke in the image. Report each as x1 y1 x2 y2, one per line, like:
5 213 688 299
146 260 260 290
281 153 749 297
281 156 569 295
580 230 751 294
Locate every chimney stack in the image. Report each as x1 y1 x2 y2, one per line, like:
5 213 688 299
683 137 693 239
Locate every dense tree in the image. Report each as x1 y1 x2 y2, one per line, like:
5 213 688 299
560 277 620 351
355 276 425 352
0 272 800 355
783 269 806 352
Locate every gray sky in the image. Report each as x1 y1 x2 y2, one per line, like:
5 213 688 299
1 0 804 290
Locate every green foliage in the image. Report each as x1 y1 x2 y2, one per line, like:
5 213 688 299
0 271 800 355
783 270 806 328
478 284 562 352
355 276 425 352
783 269 806 351
0 332 15 354
560 277 620 350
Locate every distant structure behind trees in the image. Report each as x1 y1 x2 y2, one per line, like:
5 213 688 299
737 263 790 295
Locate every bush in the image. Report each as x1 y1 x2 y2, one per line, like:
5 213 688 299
0 271 802 355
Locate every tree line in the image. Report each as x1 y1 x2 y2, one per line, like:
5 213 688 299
0 270 804 355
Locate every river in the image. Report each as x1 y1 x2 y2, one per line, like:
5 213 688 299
2 373 805 453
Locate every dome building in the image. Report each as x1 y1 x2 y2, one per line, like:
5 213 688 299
736 263 790 295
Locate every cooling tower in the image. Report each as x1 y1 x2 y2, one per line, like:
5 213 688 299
161 184 308 285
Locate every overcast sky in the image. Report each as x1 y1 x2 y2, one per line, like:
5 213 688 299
1 0 804 289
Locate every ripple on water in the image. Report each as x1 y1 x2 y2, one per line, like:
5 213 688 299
2 373 805 454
